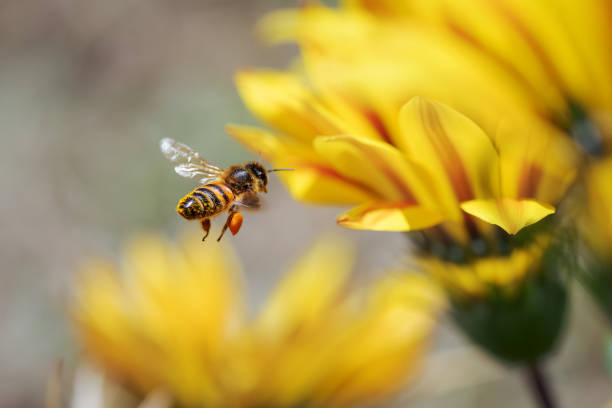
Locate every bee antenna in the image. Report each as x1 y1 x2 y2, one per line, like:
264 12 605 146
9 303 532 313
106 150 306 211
267 168 294 173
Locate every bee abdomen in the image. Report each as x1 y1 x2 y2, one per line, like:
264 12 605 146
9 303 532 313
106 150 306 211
206 183 235 206
177 183 235 220
202 183 235 209
177 195 204 220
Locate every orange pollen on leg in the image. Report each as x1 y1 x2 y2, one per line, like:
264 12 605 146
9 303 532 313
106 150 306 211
229 212 244 235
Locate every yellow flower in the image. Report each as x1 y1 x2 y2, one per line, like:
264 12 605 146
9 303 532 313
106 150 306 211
73 234 443 407
228 7 576 242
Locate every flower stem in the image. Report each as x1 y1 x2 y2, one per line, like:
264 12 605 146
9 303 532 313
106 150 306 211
525 362 557 408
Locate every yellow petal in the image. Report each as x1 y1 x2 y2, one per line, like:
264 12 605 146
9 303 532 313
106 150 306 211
546 0 612 108
583 158 612 254
367 273 446 316
398 97 500 213
294 7 541 138
491 0 605 108
460 198 555 235
124 234 243 346
257 8 300 44
226 125 375 204
337 202 445 231
317 274 441 405
418 0 567 115
235 70 338 143
255 235 355 342
494 118 576 203
342 0 418 15
314 134 444 203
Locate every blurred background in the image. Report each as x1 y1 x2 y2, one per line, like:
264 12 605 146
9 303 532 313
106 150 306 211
0 0 609 407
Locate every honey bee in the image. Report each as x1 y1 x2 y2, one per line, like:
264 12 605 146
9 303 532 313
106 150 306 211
160 137 291 242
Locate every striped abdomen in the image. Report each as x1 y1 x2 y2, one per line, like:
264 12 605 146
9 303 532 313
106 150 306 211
177 183 235 220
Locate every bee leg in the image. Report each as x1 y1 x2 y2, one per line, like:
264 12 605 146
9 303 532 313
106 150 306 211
217 207 243 242
200 218 211 241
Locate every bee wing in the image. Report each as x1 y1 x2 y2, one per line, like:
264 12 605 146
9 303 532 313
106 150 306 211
159 138 224 182
236 192 261 209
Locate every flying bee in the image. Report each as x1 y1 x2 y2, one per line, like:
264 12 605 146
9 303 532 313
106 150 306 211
160 137 291 242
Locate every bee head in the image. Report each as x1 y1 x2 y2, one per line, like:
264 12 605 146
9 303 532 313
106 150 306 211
245 162 268 193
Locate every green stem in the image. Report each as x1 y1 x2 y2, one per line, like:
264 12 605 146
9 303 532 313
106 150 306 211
525 362 557 408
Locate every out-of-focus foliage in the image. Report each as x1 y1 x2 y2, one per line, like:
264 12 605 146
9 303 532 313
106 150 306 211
73 233 444 407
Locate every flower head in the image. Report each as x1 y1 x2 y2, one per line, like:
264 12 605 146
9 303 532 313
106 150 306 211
73 233 443 407
228 6 576 246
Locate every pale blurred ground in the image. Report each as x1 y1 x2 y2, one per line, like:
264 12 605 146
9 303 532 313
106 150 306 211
0 1 609 407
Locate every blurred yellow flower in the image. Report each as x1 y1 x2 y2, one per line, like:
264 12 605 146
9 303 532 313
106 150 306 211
228 6 576 242
73 234 444 407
